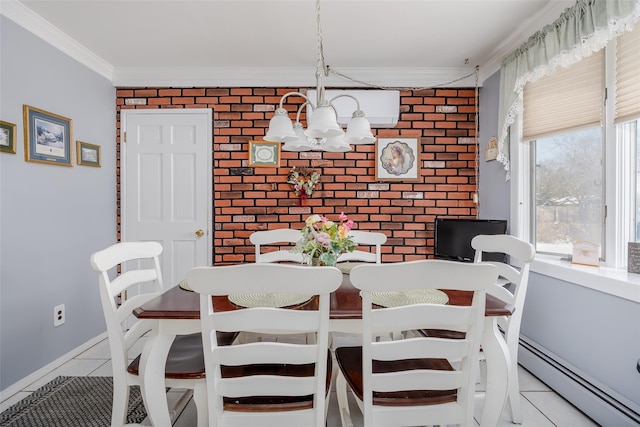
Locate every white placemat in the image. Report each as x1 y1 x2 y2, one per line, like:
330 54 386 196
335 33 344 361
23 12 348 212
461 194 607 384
370 289 449 307
228 293 313 308
178 279 192 292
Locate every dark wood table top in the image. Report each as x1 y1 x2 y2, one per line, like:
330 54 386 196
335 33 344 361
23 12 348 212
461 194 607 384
134 274 514 320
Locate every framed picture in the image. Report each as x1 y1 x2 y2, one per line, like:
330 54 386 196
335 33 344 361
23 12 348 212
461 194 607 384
0 120 17 154
76 141 101 167
248 140 280 168
375 138 420 181
23 105 72 166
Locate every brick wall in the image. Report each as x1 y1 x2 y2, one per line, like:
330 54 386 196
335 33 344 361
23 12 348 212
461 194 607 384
115 87 478 264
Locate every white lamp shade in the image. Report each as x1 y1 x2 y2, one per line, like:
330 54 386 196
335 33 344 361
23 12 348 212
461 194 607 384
344 111 375 144
305 105 344 138
321 136 352 152
264 108 297 142
282 123 313 151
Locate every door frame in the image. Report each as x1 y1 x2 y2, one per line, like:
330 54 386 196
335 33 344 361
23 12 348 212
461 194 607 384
120 108 213 265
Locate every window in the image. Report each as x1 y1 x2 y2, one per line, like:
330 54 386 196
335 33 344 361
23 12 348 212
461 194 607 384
533 127 604 256
520 25 640 267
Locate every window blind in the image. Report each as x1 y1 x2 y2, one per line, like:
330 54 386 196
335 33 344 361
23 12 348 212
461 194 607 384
523 50 604 141
615 25 640 124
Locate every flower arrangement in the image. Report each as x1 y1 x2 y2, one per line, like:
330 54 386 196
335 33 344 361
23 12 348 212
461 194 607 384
287 167 320 206
291 212 357 266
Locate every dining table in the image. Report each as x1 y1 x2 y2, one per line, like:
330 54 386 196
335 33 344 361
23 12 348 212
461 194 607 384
133 270 513 427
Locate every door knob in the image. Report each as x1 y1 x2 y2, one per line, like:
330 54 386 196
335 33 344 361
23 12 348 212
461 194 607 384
195 229 205 237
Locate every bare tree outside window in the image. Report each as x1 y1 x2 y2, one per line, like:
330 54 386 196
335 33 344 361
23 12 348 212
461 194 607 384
534 127 603 255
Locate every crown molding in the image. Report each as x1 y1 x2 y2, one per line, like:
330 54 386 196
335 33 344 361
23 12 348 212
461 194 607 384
0 0 113 81
112 66 480 89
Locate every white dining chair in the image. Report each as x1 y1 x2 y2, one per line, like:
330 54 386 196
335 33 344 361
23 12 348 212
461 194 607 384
334 259 498 427
249 228 305 263
472 233 536 424
90 241 235 427
187 263 342 427
337 230 387 263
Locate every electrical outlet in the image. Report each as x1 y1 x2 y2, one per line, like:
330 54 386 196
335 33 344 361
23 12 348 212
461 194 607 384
54 304 65 327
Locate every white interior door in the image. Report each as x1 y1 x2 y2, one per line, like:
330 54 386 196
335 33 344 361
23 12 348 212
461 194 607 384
121 109 212 288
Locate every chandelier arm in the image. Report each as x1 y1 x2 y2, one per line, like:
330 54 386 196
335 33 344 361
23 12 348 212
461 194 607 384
295 101 311 123
327 93 362 113
278 91 314 110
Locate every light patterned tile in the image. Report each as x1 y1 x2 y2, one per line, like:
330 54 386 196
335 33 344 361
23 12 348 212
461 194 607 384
75 338 111 359
0 391 32 412
23 359 108 391
523 391 599 426
474 391 555 427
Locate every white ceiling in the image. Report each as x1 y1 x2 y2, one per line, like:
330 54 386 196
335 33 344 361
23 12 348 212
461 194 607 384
3 0 574 87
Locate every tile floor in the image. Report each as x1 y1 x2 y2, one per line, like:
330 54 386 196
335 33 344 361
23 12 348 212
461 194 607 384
0 336 599 427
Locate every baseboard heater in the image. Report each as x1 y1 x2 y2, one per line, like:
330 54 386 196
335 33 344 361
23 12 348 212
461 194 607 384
518 335 640 426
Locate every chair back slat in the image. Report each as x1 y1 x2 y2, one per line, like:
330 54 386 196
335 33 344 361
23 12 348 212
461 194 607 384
337 230 387 263
249 228 305 263
342 259 498 427
206 307 321 334
187 263 342 427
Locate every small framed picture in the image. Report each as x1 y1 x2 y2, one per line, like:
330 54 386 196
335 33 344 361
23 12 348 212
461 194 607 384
0 120 17 154
375 138 420 181
248 140 280 168
23 105 72 166
77 141 101 167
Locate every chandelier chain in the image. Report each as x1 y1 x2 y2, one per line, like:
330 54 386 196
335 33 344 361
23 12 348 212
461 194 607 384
325 65 479 91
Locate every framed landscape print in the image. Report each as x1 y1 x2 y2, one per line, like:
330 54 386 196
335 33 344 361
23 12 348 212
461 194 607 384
248 140 280 168
77 141 101 167
0 120 17 154
23 105 72 166
375 138 420 182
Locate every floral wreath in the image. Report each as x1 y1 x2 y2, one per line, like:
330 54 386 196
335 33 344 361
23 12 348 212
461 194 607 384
287 166 320 206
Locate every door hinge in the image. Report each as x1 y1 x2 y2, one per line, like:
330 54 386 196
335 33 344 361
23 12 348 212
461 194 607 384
123 132 127 143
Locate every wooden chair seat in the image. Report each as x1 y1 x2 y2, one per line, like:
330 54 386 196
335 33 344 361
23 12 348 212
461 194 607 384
335 346 457 406
127 332 237 379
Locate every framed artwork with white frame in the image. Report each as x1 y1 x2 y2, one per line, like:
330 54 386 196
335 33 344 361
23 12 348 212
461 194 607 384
248 140 280 168
375 138 420 182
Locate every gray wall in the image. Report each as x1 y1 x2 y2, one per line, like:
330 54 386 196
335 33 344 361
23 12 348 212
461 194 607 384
478 70 510 222
521 273 640 410
0 17 116 390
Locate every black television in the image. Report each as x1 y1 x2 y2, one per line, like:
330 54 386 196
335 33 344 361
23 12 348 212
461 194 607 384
434 218 508 262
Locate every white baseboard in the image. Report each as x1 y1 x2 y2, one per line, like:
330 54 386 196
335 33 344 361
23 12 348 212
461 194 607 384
0 332 108 402
519 334 640 427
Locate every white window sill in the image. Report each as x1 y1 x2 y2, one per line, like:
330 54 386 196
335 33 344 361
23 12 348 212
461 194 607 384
531 254 640 303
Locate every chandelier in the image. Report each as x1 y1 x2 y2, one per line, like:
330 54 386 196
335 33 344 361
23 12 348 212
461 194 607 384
263 0 375 152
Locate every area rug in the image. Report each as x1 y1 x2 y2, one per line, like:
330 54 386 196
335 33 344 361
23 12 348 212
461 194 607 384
0 376 147 427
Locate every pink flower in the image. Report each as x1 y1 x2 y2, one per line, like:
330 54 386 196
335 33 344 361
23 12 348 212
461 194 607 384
316 232 331 248
339 212 348 222
345 220 354 230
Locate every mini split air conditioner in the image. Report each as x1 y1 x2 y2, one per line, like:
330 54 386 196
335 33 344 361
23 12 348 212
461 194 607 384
306 90 400 128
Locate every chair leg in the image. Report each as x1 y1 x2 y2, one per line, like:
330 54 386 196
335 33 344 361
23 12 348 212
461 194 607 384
111 378 129 427
336 370 354 427
193 382 209 427
507 362 523 423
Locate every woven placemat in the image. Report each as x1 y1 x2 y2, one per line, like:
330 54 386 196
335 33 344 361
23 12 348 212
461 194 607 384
228 293 312 308
336 262 367 274
370 289 449 307
178 279 192 291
